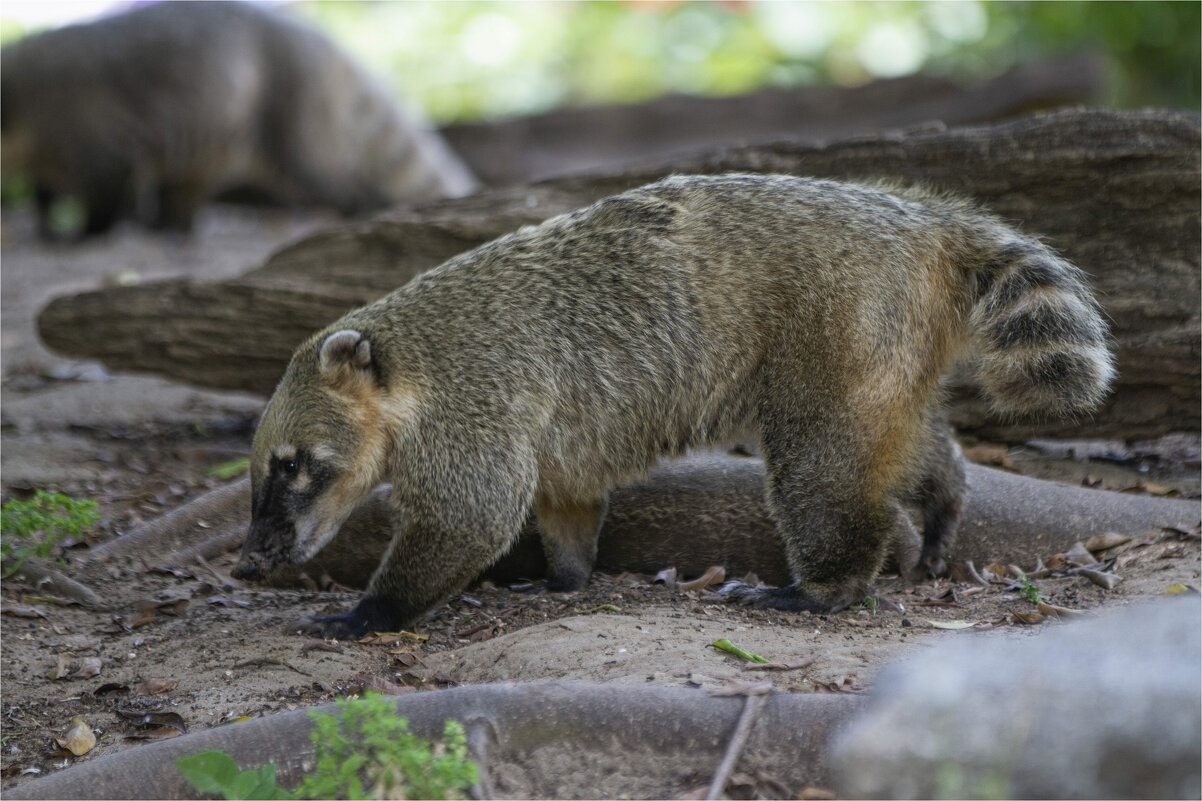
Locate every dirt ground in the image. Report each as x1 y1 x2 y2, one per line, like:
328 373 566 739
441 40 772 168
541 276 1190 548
1 206 1199 797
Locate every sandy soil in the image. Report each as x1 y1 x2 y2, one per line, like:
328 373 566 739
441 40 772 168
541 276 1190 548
1 207 1198 797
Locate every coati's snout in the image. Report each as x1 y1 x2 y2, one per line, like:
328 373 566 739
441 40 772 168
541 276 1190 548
231 548 271 582
233 509 300 581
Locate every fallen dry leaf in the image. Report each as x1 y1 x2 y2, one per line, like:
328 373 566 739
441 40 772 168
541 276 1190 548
929 619 978 630
393 651 423 668
1011 611 1046 625
1162 524 1201 541
134 678 178 695
71 657 103 679
53 716 96 757
1037 600 1086 618
653 566 677 585
49 654 72 680
798 786 838 800
359 632 427 645
1085 532 1131 552
1064 541 1098 565
677 565 726 592
1076 568 1123 590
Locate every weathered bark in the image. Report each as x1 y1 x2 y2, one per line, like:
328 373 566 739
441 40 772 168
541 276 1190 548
441 54 1105 186
39 108 1201 439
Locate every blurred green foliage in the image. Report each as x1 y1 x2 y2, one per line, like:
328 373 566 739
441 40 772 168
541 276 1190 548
0 1 1195 123
2 1 1192 121
289 1 1200 122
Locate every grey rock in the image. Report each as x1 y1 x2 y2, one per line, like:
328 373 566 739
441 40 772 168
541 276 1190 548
831 599 1202 799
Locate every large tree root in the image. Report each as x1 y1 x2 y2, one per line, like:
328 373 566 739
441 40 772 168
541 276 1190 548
80 457 1199 592
5 683 863 800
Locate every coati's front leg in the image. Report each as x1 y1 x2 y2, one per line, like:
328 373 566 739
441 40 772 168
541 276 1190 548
302 510 524 640
534 496 607 591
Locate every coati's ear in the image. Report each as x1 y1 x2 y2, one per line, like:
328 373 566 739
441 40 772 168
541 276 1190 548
319 329 374 391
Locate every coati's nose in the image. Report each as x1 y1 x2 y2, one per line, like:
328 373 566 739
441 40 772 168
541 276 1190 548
231 552 266 582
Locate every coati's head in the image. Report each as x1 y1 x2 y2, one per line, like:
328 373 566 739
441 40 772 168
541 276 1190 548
232 328 419 581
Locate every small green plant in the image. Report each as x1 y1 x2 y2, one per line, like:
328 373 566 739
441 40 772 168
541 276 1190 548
176 692 476 800
1 491 99 578
1017 575 1048 605
175 752 292 800
299 692 476 800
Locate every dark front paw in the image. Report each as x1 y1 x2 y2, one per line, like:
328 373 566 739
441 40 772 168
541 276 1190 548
293 597 405 640
717 581 837 614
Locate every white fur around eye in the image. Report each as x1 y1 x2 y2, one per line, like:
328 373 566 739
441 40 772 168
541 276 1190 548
272 445 298 461
312 444 338 463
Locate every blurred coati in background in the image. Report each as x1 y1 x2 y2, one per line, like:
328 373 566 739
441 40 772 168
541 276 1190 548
0 1 478 238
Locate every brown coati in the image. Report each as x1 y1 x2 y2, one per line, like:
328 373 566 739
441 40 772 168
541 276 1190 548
232 173 1114 638
0 1 477 238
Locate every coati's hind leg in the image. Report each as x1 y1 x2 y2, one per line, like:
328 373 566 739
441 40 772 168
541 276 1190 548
904 422 966 580
534 496 607 591
720 401 899 613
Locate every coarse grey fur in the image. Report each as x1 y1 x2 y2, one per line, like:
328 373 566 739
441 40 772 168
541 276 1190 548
233 173 1114 638
0 1 476 238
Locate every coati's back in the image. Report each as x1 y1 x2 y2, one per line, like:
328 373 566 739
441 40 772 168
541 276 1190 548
330 174 1111 496
1 1 475 235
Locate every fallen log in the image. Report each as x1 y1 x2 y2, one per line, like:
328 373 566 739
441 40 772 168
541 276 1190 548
39 109 1200 439
82 456 1200 593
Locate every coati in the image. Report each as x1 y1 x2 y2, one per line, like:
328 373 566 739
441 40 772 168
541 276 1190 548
0 1 477 238
232 173 1114 638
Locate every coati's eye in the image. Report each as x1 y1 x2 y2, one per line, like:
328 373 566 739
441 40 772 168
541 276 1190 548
281 458 299 476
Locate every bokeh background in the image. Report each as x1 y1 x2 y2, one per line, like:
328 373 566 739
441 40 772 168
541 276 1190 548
2 0 1198 127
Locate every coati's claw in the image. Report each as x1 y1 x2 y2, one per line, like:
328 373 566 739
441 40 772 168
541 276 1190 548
717 581 837 613
294 598 403 640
